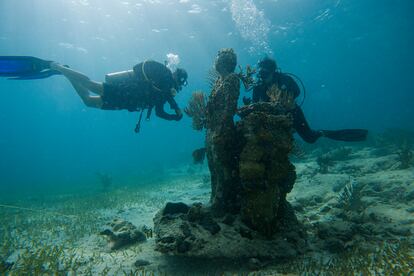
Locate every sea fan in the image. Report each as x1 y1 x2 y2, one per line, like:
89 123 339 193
291 142 307 159
266 84 296 110
316 154 334 174
337 178 366 213
184 91 207 131
236 64 256 91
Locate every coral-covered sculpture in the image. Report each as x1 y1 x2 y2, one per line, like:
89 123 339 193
153 48 303 258
237 102 296 236
205 48 241 214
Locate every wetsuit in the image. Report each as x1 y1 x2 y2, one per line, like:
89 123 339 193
101 60 181 121
252 72 322 143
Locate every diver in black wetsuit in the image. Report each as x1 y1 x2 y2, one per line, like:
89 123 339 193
244 57 367 143
50 60 187 122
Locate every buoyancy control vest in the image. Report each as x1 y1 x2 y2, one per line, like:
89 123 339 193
104 68 154 133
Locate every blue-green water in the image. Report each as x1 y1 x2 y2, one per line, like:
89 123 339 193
1 0 413 194
1 1 414 274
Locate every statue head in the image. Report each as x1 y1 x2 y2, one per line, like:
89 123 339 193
214 48 237 78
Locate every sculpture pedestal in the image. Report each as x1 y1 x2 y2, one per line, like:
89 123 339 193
238 103 296 236
153 202 305 259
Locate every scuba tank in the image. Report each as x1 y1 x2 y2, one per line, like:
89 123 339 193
105 70 136 86
105 69 152 133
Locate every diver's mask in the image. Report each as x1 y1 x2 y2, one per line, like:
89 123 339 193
257 57 277 81
174 68 188 91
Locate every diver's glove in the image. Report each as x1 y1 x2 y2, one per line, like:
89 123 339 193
174 109 183 121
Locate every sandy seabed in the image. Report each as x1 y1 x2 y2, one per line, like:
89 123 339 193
1 143 413 275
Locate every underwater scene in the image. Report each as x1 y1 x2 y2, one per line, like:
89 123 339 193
0 0 413 275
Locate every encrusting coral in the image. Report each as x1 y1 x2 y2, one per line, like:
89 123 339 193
205 48 241 213
206 68 220 89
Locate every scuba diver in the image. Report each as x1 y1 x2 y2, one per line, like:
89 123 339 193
243 57 368 143
0 56 188 132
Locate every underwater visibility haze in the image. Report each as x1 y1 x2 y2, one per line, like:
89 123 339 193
0 0 413 274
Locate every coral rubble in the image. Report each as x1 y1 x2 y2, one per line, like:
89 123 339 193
100 218 146 250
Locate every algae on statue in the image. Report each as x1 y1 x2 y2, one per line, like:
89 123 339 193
204 48 298 235
237 102 296 236
205 48 241 214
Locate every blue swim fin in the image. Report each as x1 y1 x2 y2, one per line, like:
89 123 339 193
0 56 61 80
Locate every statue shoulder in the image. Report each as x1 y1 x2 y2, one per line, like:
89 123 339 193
224 73 241 85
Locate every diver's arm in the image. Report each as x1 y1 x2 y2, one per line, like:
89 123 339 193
155 103 182 121
167 94 183 119
292 105 323 144
167 95 179 110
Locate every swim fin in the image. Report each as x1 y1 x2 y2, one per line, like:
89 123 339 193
0 56 61 80
322 129 368 142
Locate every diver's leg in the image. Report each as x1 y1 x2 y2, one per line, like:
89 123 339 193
293 106 368 143
69 80 103 109
51 63 104 96
292 106 322 144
